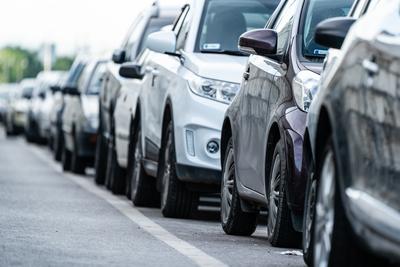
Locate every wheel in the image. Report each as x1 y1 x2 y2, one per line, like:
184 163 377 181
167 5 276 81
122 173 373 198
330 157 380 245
53 128 63 162
62 141 72 172
312 141 377 267
105 132 126 194
127 122 159 207
267 140 300 247
159 122 198 218
94 131 108 185
302 172 317 266
221 137 258 236
5 119 14 137
70 134 86 174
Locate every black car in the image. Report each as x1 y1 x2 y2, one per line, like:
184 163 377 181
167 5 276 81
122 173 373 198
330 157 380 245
220 0 354 247
302 0 400 266
61 57 106 174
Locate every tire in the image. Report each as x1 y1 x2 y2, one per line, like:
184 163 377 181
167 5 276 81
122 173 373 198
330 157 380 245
159 122 198 218
312 140 378 267
221 137 258 236
127 122 159 207
105 132 126 194
302 172 317 266
94 131 108 185
267 140 300 247
53 128 63 162
71 134 86 175
62 141 72 172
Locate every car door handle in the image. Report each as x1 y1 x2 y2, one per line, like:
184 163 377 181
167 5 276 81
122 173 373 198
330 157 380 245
362 59 379 76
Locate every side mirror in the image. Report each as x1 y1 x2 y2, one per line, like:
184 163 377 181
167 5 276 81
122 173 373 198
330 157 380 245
64 86 80 96
50 85 61 93
147 30 176 54
315 17 356 49
38 91 46 99
239 29 278 56
119 63 143 79
22 93 32 100
112 49 126 64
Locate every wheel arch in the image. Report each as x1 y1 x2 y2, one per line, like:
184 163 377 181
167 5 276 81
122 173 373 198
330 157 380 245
264 121 281 193
315 106 333 168
220 117 232 167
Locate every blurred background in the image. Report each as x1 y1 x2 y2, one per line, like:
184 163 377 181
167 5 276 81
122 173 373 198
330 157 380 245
0 0 185 83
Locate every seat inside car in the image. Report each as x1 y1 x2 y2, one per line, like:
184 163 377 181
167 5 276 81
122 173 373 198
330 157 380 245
205 9 247 51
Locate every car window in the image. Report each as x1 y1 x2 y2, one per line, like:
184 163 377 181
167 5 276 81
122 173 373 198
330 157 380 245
176 7 193 51
125 14 147 62
173 5 190 36
301 0 354 59
272 0 297 56
77 62 94 92
66 61 86 86
196 0 279 54
86 62 107 95
137 16 176 57
349 0 368 17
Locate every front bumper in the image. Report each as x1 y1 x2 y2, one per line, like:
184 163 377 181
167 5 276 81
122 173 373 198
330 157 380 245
173 90 227 185
280 108 308 214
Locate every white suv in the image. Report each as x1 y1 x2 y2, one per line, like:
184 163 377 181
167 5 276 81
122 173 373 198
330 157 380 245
119 0 279 218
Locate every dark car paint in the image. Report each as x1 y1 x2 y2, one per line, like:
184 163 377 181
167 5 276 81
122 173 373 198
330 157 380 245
222 0 341 231
305 0 400 261
62 60 106 160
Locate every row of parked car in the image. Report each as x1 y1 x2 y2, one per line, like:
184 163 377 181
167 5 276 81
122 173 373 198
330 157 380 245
2 0 399 266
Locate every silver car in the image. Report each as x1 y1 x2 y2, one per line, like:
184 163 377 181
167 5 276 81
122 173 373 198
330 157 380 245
118 0 279 218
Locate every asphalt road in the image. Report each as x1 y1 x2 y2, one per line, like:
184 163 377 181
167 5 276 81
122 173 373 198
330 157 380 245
0 130 305 267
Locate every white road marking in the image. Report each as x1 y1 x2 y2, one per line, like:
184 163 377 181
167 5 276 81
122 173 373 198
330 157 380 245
28 145 228 267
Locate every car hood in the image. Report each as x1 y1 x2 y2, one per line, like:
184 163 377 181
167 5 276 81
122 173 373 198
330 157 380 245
184 53 248 84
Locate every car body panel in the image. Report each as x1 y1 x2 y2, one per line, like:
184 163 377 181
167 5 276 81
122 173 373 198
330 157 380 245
306 0 400 260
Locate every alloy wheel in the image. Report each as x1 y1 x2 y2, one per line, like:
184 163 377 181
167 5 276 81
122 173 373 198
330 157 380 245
221 147 235 225
304 178 317 255
161 133 172 210
131 130 142 199
268 154 281 237
314 151 335 267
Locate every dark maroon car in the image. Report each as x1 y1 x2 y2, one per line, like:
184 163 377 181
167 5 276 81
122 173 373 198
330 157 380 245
219 0 354 247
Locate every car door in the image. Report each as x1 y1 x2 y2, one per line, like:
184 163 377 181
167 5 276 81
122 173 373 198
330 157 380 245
236 0 298 194
114 17 175 166
142 5 190 152
344 1 400 214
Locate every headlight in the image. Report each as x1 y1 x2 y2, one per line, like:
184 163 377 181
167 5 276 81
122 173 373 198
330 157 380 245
188 75 240 104
292 70 320 112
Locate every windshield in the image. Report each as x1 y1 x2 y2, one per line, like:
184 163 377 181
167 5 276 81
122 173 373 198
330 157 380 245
196 0 279 54
302 0 354 59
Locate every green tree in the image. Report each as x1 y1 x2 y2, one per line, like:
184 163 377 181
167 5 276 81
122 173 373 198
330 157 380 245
0 46 43 83
53 56 74 71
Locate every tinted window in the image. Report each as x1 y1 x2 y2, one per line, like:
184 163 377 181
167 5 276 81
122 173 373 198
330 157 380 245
66 61 87 86
86 62 107 95
272 0 297 56
196 0 279 53
137 17 176 56
302 0 354 59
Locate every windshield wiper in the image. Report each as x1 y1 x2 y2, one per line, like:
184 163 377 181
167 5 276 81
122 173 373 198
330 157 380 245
200 50 248 56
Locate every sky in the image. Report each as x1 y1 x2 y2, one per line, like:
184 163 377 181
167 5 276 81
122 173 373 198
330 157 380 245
0 0 186 56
